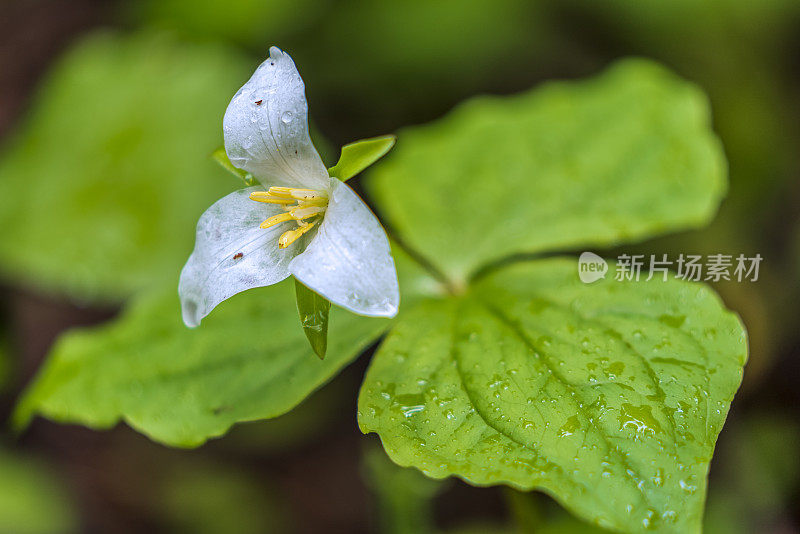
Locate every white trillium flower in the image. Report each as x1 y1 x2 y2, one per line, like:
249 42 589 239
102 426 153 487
179 47 400 327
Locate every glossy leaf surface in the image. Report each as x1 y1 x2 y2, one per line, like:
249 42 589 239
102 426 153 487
358 259 746 533
368 59 727 283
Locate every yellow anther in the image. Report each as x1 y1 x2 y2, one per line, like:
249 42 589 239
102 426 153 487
250 186 328 248
290 206 326 220
249 191 293 204
279 220 318 248
259 212 293 229
290 189 326 200
265 187 295 199
297 197 328 207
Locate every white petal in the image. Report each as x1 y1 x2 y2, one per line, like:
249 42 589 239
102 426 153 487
223 47 329 190
179 187 303 327
289 179 399 317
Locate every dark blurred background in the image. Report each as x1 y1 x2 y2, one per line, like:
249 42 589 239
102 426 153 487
0 0 799 532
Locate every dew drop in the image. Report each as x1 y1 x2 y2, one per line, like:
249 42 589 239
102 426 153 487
679 479 696 494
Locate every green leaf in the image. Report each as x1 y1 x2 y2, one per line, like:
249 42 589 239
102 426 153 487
15 244 435 447
294 278 331 359
14 279 389 447
367 59 727 284
0 449 77 534
212 146 257 186
0 31 252 301
328 135 396 181
358 258 747 533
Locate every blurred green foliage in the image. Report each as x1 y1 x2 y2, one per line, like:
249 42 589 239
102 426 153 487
557 0 800 211
0 449 77 534
158 459 285 534
704 415 800 534
363 445 445 534
128 0 325 48
505 489 609 534
127 0 565 138
217 371 352 454
0 334 10 393
0 31 250 301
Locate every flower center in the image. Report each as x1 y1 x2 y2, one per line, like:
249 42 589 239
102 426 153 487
249 186 328 249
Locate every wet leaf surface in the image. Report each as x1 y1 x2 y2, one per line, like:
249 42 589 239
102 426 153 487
358 259 746 533
368 59 726 283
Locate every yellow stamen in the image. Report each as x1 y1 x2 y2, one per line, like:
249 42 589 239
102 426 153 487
259 212 293 229
290 206 326 220
265 187 295 199
297 197 328 208
279 219 318 248
249 191 293 204
250 186 329 249
290 189 326 200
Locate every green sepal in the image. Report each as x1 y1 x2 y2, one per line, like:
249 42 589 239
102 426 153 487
212 146 258 186
294 278 332 359
328 135 396 181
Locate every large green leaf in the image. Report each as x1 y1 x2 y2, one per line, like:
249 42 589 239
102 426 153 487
15 244 435 447
0 31 251 301
13 280 388 447
358 258 746 533
367 59 727 284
